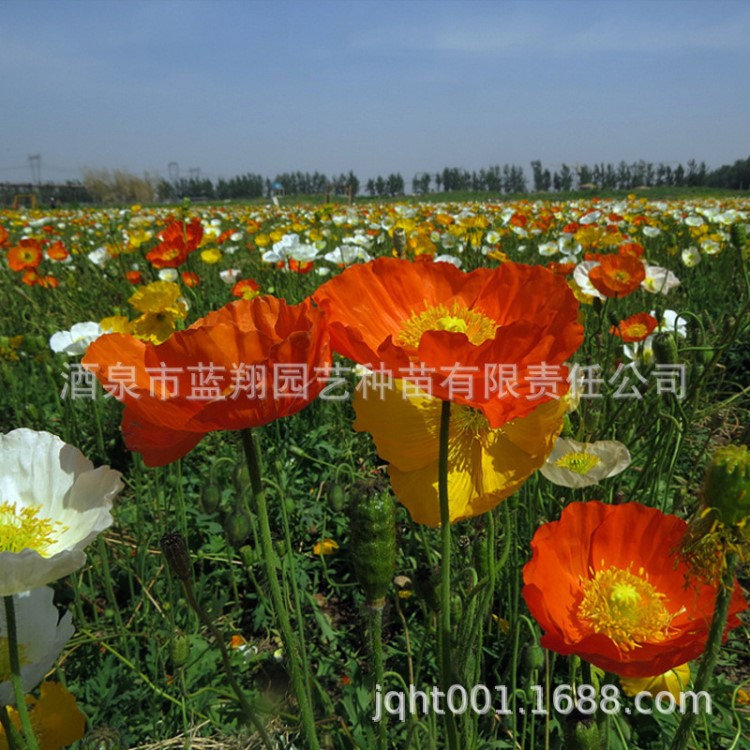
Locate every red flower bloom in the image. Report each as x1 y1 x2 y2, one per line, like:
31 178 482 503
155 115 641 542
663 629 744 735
588 254 645 298
232 278 260 299
181 271 200 287
83 296 331 466
313 258 584 427
522 501 747 678
8 239 43 271
609 312 658 342
46 240 69 261
146 219 203 269
126 270 144 285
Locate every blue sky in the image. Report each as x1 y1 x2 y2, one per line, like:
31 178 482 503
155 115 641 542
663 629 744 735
1 0 749 185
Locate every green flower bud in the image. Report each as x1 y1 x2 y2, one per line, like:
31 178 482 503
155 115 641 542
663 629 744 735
233 462 251 495
730 222 747 251
522 643 545 672
224 512 252 547
349 486 397 607
652 331 678 366
564 714 601 750
169 630 191 668
328 484 346 512
200 483 221 514
703 444 750 526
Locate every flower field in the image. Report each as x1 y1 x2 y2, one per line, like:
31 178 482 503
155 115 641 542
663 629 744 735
0 193 749 750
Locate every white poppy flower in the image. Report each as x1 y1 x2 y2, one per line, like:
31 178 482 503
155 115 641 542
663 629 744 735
0 429 122 596
0 586 75 705
537 241 558 257
158 268 178 282
540 438 631 488
323 245 372 265
263 234 319 263
573 261 606 300
49 322 103 356
651 309 688 339
87 247 109 267
641 265 680 294
681 247 701 268
219 268 242 284
433 254 462 268
623 336 655 366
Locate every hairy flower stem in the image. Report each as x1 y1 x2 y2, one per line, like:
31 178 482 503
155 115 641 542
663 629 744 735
369 604 387 750
240 429 321 750
670 552 739 750
3 596 40 750
438 400 460 750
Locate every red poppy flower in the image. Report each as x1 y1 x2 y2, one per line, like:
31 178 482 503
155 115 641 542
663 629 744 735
8 239 43 271
313 258 584 427
522 501 747 678
146 219 203 269
83 296 331 466
126 270 144 285
588 254 645 298
618 242 644 259
0 225 9 247
609 312 658 342
181 271 200 287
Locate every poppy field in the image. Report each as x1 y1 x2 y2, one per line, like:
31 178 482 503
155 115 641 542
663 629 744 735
0 193 749 750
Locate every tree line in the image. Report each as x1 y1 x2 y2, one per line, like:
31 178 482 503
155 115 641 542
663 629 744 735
3 155 750 206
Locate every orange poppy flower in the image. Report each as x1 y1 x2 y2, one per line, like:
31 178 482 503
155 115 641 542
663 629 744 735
588 254 645 298
232 278 260 300
146 219 203 269
522 501 747 678
82 296 331 466
609 312 658 342
181 271 200 287
0 225 9 247
7 239 43 271
126 270 144 285
313 258 584 428
618 242 644 258
46 240 69 261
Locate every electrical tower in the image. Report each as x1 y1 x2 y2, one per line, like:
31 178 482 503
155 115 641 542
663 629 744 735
28 154 41 185
168 161 180 183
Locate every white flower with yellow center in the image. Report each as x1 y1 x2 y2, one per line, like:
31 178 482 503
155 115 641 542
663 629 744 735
0 429 122 596
0 586 74 705
540 437 631 488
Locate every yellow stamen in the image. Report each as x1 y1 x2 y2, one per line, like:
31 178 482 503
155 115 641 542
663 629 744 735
452 405 491 440
555 451 601 475
578 564 675 651
398 301 497 350
623 323 648 339
0 502 65 556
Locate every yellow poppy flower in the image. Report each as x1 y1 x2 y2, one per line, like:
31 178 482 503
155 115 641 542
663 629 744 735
354 379 566 526
200 247 222 264
620 664 690 701
313 539 339 555
1 681 86 750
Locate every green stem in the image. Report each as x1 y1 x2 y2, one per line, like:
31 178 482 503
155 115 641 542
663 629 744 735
3 596 40 750
669 552 739 750
370 604 387 750
240 428 321 750
438 400 459 750
0 704 23 750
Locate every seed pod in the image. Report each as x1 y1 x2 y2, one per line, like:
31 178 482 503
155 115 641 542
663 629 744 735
200 483 221 514
169 630 191 668
349 488 397 608
564 714 601 750
224 511 252 547
160 532 192 581
652 331 678 366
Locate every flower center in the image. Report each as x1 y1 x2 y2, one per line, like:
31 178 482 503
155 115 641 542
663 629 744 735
612 270 632 282
0 502 65 557
555 451 601 475
623 323 648 339
398 301 497 350
578 564 675 651
452 405 491 439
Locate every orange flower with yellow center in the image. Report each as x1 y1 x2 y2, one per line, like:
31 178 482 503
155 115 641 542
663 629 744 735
609 312 658 343
588 254 646 298
7 239 43 271
313 258 584 428
522 501 747 677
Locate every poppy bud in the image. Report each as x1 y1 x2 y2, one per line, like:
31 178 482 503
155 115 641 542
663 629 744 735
349 487 397 608
200 483 221 514
233 462 251 495
652 332 678 366
169 629 191 668
328 483 346 512
564 713 600 750
225 511 252 547
703 444 750 526
522 643 545 672
730 222 747 252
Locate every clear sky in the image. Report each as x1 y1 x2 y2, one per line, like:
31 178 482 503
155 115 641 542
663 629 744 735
2 0 749 185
